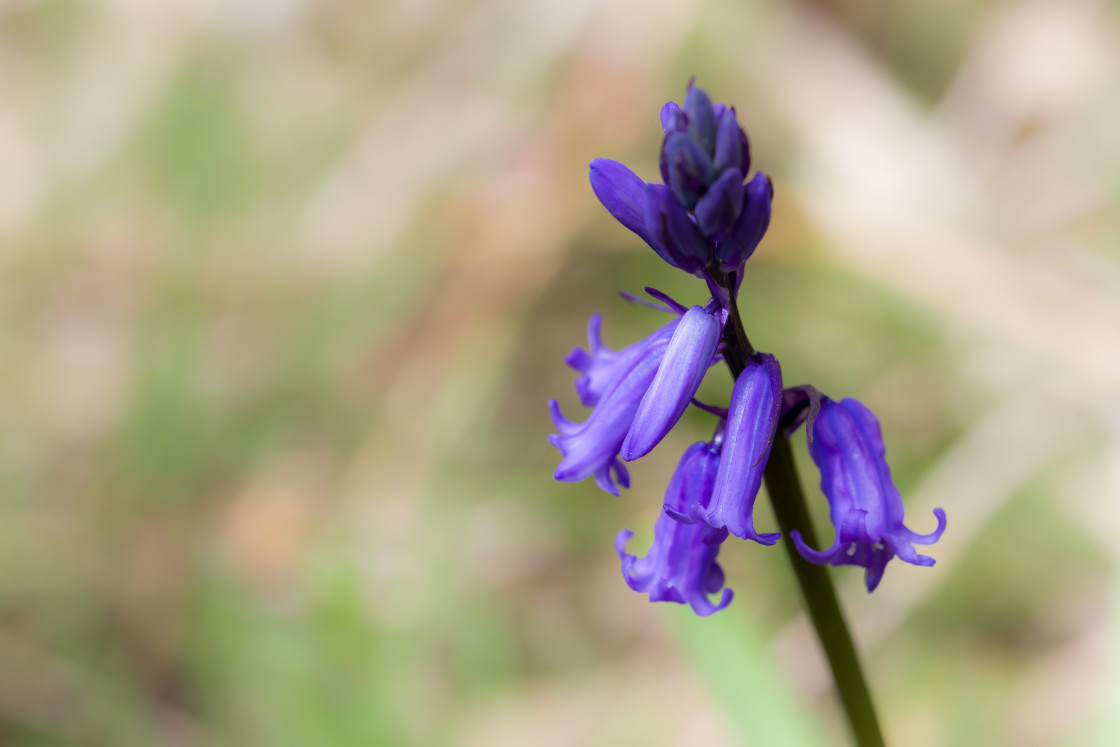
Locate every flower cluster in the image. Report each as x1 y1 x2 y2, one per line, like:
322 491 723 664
549 82 945 615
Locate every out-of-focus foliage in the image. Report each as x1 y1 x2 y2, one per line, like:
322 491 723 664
0 0 1118 745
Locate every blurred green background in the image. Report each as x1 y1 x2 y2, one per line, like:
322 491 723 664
2 0 1119 744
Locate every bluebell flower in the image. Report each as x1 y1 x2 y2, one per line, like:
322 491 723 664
549 302 722 495
671 353 783 544
590 83 772 276
549 321 669 496
615 440 733 616
790 396 947 591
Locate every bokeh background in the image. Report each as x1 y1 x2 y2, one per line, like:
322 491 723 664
2 0 1119 744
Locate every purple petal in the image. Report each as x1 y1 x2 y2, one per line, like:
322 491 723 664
738 123 752 176
645 184 710 270
712 109 743 174
694 168 744 241
662 132 716 210
660 101 687 133
622 305 722 461
589 158 662 252
693 353 783 543
716 172 772 270
684 84 717 153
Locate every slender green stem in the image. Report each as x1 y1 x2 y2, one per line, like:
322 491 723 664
718 277 886 747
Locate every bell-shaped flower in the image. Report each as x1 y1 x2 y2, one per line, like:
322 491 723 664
549 319 674 495
615 440 733 616
622 304 723 461
672 353 782 544
791 397 947 592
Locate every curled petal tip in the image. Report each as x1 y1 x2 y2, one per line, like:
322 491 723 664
548 400 579 434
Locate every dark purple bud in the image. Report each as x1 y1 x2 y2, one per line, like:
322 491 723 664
660 101 687 133
713 109 743 174
791 397 947 591
663 131 715 210
589 158 656 245
738 124 751 176
694 167 744 241
684 85 717 153
645 184 710 270
622 305 721 461
715 172 772 271
616 441 733 616
680 353 782 544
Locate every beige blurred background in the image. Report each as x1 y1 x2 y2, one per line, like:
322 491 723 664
1 0 1119 745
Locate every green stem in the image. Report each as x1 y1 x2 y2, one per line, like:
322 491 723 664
719 278 886 747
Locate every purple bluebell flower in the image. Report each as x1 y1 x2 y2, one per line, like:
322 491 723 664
550 299 722 495
671 353 783 544
622 303 724 461
549 318 672 495
791 396 947 591
616 440 733 616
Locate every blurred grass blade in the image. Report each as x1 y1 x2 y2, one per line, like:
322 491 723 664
669 608 836 747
